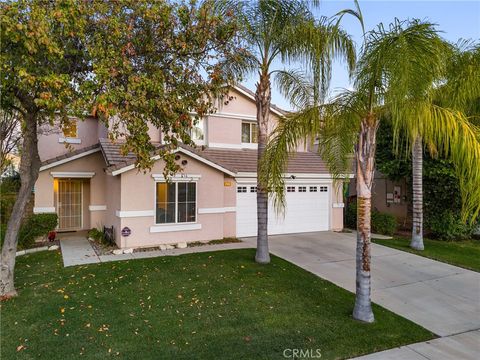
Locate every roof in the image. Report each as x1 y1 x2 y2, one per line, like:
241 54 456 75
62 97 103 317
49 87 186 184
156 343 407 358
99 138 162 169
192 147 329 174
40 144 101 171
99 139 329 175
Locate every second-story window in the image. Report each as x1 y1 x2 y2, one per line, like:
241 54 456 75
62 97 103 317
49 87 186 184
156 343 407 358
242 122 258 143
63 120 77 138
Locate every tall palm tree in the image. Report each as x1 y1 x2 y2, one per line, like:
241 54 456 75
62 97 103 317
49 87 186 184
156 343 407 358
436 41 480 222
409 41 480 250
219 0 359 264
261 19 480 322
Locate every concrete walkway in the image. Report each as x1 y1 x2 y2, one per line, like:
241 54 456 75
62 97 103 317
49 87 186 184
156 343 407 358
59 235 253 267
242 231 480 359
60 236 100 267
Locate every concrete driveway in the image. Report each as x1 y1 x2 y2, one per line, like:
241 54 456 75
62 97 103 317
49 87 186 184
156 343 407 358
242 231 480 359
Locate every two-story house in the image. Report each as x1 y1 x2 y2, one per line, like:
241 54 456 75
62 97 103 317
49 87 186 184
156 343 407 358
33 85 345 249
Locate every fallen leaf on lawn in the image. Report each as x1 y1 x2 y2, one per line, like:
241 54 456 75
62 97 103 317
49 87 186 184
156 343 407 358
243 336 252 342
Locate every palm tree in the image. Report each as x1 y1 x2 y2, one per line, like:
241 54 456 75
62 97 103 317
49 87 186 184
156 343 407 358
261 19 480 322
409 41 480 250
219 0 360 264
435 41 480 222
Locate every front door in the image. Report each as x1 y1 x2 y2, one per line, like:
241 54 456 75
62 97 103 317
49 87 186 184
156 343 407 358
57 179 83 230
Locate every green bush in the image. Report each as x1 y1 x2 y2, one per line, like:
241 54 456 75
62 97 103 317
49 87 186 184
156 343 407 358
88 228 104 242
0 223 6 247
371 211 397 236
17 213 58 249
345 201 357 229
0 193 16 225
0 175 21 194
344 201 397 236
88 227 115 247
427 210 476 241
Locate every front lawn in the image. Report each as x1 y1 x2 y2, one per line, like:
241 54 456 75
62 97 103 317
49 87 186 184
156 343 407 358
373 237 480 272
1 249 433 359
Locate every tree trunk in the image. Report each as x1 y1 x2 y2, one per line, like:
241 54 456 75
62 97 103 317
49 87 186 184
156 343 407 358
1 113 41 297
410 136 424 250
352 116 378 323
254 71 271 264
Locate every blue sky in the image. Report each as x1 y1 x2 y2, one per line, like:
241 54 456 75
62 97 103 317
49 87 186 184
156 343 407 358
241 0 480 110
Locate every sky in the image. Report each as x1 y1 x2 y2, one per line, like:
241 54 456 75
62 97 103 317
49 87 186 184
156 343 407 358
241 0 480 110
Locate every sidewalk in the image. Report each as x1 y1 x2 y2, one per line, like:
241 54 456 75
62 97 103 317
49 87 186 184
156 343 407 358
353 330 479 360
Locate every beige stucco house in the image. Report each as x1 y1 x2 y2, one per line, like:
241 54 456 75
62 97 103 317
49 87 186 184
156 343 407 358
34 86 346 249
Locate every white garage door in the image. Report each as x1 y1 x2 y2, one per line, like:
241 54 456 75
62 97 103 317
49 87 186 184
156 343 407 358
236 184 330 237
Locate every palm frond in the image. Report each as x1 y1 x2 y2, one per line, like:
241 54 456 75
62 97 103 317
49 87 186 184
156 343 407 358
260 105 321 213
273 69 314 109
420 105 480 222
437 40 480 112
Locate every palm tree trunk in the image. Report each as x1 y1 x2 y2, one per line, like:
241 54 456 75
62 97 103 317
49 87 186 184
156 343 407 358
352 117 377 323
254 71 271 264
1 112 41 297
410 136 424 250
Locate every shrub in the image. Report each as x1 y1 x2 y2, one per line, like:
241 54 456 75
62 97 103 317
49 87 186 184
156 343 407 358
17 213 58 249
345 201 357 229
0 174 21 194
0 193 16 225
371 211 397 236
427 210 477 241
88 227 115 247
88 228 104 242
344 201 397 236
0 223 6 247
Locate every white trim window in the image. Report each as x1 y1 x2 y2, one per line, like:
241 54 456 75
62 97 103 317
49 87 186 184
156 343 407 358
155 182 197 224
241 122 258 143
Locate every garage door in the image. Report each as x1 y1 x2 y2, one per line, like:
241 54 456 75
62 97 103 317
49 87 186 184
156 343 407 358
236 184 330 237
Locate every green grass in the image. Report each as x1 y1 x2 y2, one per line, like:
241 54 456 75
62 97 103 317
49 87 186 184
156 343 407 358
1 249 434 359
373 237 480 272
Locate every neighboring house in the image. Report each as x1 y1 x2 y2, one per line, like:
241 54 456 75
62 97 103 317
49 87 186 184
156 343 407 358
348 172 409 227
34 85 346 249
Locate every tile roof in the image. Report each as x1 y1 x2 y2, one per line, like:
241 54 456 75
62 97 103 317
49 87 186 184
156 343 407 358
192 147 329 174
40 143 100 167
99 139 329 175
